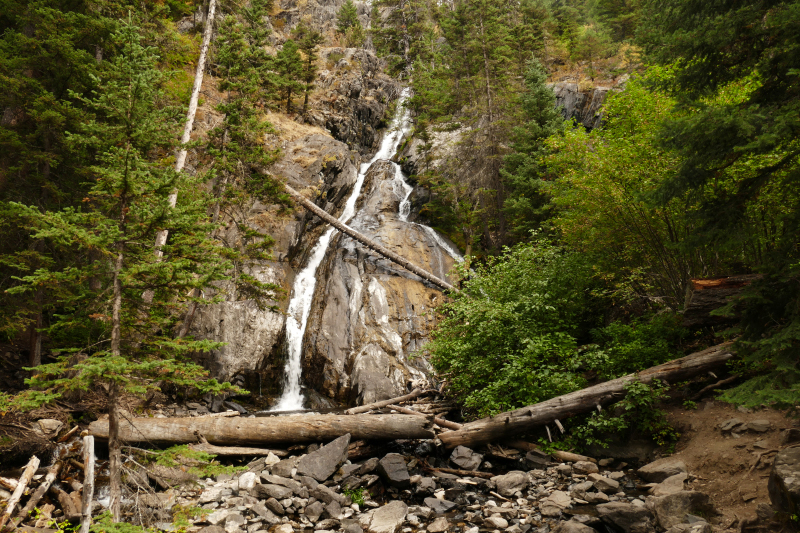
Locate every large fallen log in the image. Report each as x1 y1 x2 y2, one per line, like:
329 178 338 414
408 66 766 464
345 388 428 415
285 184 457 292
89 414 435 445
439 342 735 449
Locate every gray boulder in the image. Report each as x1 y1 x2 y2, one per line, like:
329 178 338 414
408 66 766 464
423 497 457 514
553 521 599 533
491 470 528 496
271 457 298 477
769 447 800 516
649 491 717 529
637 458 687 483
572 461 599 475
597 502 656 533
747 419 771 433
368 500 408 533
304 500 325 522
377 453 411 489
651 472 688 497
295 433 351 482
665 523 712 533
450 446 482 471
251 483 292 500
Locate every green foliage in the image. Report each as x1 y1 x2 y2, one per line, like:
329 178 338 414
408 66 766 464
683 400 697 410
571 380 679 449
90 512 157 533
171 505 209 530
587 312 686 379
291 21 324 114
274 39 305 113
638 0 800 406
343 486 366 506
427 237 594 417
336 0 361 36
144 445 245 478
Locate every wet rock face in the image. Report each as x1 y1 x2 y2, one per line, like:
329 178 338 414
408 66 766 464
549 82 616 130
302 161 459 404
190 132 360 382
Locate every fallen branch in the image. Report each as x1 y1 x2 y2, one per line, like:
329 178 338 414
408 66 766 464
345 389 429 415
14 461 63 527
58 426 80 443
421 463 493 479
386 404 462 430
189 433 289 457
0 455 40 529
691 374 739 401
89 413 435 445
285 184 457 292
51 485 81 522
439 342 736 449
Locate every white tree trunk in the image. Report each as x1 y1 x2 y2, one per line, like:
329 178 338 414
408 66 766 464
145 0 218 304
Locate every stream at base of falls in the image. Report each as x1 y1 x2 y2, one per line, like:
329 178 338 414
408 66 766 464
272 89 462 412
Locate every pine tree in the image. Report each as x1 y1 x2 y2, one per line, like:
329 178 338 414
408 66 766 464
291 21 325 114
8 20 236 521
336 0 361 35
275 39 305 113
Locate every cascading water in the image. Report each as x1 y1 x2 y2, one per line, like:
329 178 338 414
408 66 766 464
273 88 417 411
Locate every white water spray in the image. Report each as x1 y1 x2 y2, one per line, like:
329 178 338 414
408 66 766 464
272 89 417 411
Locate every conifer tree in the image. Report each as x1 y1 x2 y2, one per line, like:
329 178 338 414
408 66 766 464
291 21 325 114
275 39 305 113
8 20 236 521
336 0 360 35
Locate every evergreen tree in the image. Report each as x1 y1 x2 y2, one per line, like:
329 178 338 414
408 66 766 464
275 39 305 113
336 0 361 35
8 21 236 521
638 0 800 405
572 24 613 80
291 20 325 114
501 59 564 241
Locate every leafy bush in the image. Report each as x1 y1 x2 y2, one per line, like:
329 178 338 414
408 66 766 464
427 237 594 417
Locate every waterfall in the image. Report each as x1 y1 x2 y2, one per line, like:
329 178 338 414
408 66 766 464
272 89 416 411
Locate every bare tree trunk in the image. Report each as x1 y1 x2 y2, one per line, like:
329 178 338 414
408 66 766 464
145 0 218 304
107 382 121 520
285 184 457 292
439 342 736 449
89 413 436 445
80 436 95 533
14 461 62 526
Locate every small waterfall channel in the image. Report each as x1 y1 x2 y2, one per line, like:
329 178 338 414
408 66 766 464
272 89 461 411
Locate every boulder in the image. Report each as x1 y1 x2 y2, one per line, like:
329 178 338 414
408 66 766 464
747 419 771 433
780 428 800 445
198 527 226 533
423 497 457 514
33 419 63 439
637 458 687 483
597 502 656 533
427 517 450 532
237 472 258 492
295 433 351 482
304 500 325 522
719 418 744 432
377 453 411 489
251 503 279 525
450 446 482 471
553 521 600 533
664 523 712 533
769 447 800 516
651 472 688 497
484 516 508 529
588 473 619 493
251 483 293 500
573 461 599 475
649 491 717 529
271 457 298 478
491 470 528 496
368 500 408 533
273 525 293 533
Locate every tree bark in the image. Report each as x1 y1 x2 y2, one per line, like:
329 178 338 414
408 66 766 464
439 342 736 449
146 0 217 304
80 436 95 533
0 455 40 529
285 184 457 292
107 383 121 520
89 414 435 446
51 485 81 522
189 434 289 457
387 404 462 431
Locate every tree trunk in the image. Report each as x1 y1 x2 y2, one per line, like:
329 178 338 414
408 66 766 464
80 436 95 533
89 413 435 446
345 388 427 414
52 485 81 522
146 0 217 304
439 342 736 449
286 87 292 114
107 382 121 520
478 16 493 124
285 184 457 292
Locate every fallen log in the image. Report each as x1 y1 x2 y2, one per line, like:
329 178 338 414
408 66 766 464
345 388 430 415
285 184 457 292
421 464 493 479
0 455 40 529
89 414 435 445
189 434 289 457
14 461 63 526
439 342 735 449
51 485 81 522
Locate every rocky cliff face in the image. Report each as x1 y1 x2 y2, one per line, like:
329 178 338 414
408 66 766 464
549 82 619 130
301 162 458 404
